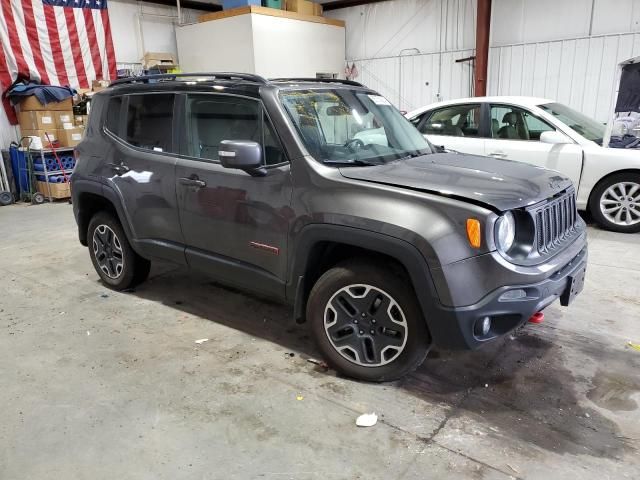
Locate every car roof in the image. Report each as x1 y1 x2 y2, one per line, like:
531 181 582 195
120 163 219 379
406 96 555 118
103 74 371 97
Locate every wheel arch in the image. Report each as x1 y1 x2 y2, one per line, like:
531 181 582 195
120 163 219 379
587 168 640 210
74 182 137 251
288 224 440 335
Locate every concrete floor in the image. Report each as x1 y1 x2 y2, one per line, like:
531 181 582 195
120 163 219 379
0 202 639 480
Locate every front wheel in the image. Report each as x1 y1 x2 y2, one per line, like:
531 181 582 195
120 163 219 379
87 212 150 290
307 260 430 382
589 173 640 233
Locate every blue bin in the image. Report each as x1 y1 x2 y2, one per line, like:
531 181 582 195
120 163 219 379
9 146 29 195
223 0 260 9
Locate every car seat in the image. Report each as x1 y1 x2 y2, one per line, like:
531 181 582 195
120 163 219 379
498 112 520 139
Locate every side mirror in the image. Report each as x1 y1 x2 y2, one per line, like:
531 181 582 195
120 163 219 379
540 131 570 145
219 140 266 176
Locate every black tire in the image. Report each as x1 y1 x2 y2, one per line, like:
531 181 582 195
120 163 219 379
87 211 150 290
589 172 640 233
0 191 12 206
31 192 45 205
307 259 430 382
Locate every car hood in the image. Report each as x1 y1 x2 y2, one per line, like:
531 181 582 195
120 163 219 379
339 152 573 211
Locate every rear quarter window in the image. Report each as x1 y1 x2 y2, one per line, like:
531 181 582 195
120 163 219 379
105 96 122 135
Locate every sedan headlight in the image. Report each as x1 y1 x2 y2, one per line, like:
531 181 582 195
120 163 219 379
495 212 516 252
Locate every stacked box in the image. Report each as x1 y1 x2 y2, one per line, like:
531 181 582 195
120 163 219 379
17 96 83 147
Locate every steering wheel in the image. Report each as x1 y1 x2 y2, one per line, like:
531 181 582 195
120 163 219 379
344 138 365 150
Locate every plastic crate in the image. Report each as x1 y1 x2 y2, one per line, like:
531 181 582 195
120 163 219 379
223 0 261 9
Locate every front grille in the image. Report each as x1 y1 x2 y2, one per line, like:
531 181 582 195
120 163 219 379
533 189 578 253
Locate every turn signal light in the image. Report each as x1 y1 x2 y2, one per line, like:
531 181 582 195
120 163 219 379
466 219 481 248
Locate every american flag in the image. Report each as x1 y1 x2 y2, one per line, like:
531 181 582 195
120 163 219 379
0 0 116 119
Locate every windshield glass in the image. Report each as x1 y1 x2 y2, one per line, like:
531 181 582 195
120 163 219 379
538 102 605 143
280 89 432 165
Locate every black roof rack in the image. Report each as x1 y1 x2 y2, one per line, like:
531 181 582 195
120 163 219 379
271 77 365 87
110 72 269 87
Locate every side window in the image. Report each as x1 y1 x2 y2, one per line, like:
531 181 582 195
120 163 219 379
125 94 174 152
105 96 122 135
409 113 425 127
184 94 260 162
421 104 481 137
263 114 286 165
490 105 555 141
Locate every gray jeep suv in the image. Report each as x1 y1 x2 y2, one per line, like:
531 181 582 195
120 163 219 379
71 73 588 381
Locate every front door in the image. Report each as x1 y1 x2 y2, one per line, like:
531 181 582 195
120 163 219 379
175 93 292 298
484 104 583 186
417 103 486 155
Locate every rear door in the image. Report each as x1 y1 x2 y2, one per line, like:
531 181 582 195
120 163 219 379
484 104 583 185
416 103 486 155
174 93 292 298
100 93 185 264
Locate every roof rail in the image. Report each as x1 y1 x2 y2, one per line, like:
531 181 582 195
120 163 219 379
271 77 365 87
110 72 269 87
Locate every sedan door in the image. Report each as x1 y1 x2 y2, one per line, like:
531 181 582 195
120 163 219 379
484 104 583 185
416 103 486 155
175 93 292 299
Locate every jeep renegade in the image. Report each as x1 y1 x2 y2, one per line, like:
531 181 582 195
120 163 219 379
71 73 588 381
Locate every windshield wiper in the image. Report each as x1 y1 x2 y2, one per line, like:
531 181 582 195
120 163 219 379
323 159 382 167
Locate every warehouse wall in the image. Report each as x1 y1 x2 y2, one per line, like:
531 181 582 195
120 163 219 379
328 0 640 121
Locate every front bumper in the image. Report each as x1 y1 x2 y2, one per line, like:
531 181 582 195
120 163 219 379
428 244 588 350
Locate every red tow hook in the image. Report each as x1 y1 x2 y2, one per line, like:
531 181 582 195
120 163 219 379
528 312 544 324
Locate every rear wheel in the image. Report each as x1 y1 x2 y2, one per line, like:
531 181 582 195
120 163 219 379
307 260 430 382
589 173 640 233
87 212 150 290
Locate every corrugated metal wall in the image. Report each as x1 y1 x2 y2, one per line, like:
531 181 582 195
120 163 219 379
488 33 640 122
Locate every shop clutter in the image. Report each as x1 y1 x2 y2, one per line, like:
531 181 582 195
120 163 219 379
1 79 104 204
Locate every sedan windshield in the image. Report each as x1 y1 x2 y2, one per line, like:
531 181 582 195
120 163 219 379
539 102 605 143
280 89 432 165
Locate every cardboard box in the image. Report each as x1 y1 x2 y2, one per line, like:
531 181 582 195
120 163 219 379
142 52 176 69
36 180 71 199
285 0 315 15
54 111 74 129
92 79 110 92
57 126 84 147
20 128 58 147
313 2 322 15
18 111 55 130
17 96 73 112
74 114 89 126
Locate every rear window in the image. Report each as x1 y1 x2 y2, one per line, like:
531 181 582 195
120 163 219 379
124 94 175 153
105 96 122 134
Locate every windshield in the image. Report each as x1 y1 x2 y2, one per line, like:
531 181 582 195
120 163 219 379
280 89 432 165
538 102 605 143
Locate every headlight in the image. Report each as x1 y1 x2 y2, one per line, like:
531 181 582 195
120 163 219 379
496 212 516 252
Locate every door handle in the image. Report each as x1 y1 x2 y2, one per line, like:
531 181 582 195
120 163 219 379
488 151 507 158
179 176 207 188
107 162 130 174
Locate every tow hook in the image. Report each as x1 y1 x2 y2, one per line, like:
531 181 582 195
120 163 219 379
528 312 544 324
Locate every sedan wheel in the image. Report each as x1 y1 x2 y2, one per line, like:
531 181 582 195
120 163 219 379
591 173 640 233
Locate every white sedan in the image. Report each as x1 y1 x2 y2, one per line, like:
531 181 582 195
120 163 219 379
406 96 640 233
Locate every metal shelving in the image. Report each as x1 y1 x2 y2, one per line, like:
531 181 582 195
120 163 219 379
32 147 75 202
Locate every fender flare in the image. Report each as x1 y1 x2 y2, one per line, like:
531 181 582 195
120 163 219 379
287 223 442 334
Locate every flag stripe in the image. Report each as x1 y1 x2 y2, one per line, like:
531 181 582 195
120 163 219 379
12 0 42 81
54 6 78 86
63 6 88 88
21 0 50 84
43 4 70 86
31 0 60 86
101 8 116 80
1 0 30 77
83 7 102 79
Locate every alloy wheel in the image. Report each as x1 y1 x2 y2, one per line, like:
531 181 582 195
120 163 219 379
323 284 408 367
92 224 124 279
600 182 640 226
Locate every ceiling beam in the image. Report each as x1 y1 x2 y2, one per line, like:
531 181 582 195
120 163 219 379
323 0 388 12
141 0 222 12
